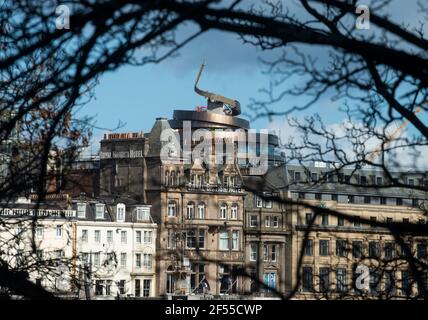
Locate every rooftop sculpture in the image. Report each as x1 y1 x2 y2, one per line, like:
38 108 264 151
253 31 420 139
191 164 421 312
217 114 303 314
194 62 241 116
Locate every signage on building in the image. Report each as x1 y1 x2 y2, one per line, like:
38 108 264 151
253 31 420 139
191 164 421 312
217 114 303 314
100 149 144 159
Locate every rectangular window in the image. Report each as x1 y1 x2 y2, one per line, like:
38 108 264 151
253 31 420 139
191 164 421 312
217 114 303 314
136 254 141 268
107 230 113 243
271 244 277 262
264 244 269 262
143 230 152 243
167 229 176 249
36 226 44 238
143 254 152 268
121 231 127 244
311 172 318 182
302 267 313 292
385 242 395 259
265 216 271 227
304 239 313 256
348 195 354 203
94 230 101 243
118 280 126 295
385 271 396 295
136 231 141 244
396 198 403 206
417 243 427 259
332 194 338 201
56 225 62 237
360 176 367 185
319 240 329 256
305 213 313 225
219 231 229 250
376 177 383 185
94 252 100 267
117 205 125 221
250 243 257 261
273 216 279 228
380 197 387 205
352 241 362 259
370 217 377 228
294 172 301 182
96 204 105 219
232 231 239 251
337 216 345 226
315 193 322 200
336 240 347 257
77 203 86 218
82 252 89 265
370 269 380 296
321 214 329 226
120 253 126 267
137 207 150 221
363 196 371 204
255 196 263 208
319 267 330 292
354 216 361 227
135 279 141 297
386 217 393 224
198 229 206 249
82 230 88 242
106 280 112 296
186 229 197 249
336 268 347 292
369 241 380 258
168 202 176 217
401 271 411 296
143 279 151 297
265 200 272 209
250 215 257 227
95 280 104 296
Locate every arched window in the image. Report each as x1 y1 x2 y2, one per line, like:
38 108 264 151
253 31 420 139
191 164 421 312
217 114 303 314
165 171 169 186
168 200 176 217
170 171 175 186
219 203 227 219
197 202 205 219
231 203 238 219
176 172 180 186
117 203 126 222
187 202 195 219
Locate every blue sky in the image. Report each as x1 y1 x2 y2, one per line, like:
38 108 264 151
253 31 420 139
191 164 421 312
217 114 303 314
78 0 425 157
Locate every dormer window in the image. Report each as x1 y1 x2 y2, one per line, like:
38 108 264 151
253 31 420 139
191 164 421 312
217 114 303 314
117 203 126 222
77 203 86 218
137 207 150 221
95 204 105 219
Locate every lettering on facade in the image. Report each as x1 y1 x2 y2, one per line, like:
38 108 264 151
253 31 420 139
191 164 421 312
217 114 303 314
100 149 144 159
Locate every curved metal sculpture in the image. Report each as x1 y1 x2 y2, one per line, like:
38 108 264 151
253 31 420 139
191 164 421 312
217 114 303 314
194 62 241 116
